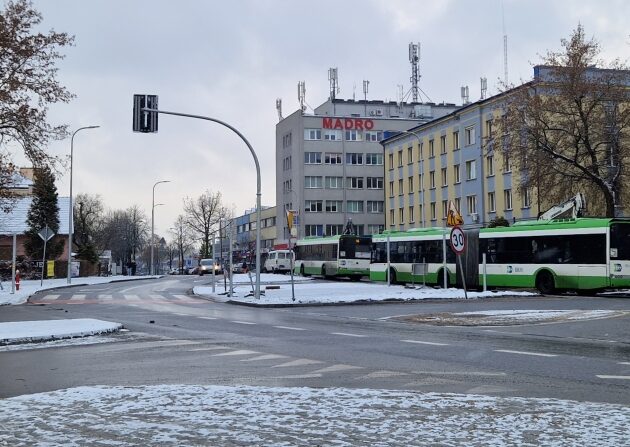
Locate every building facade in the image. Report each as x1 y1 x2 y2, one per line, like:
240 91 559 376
231 206 277 260
275 98 460 245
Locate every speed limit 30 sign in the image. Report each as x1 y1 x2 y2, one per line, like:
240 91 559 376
450 226 466 255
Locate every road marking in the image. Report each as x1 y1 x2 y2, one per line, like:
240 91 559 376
198 316 218 320
358 370 409 379
618 362 630 365
596 375 630 380
39 294 60 301
494 349 557 358
187 346 230 352
241 354 288 362
272 358 324 368
98 295 113 300
401 339 449 346
212 350 259 357
273 326 306 331
414 370 507 377
173 313 188 316
231 320 256 325
330 332 367 338
271 373 323 379
149 294 165 300
119 284 147 294
69 294 86 301
173 294 191 300
124 294 140 301
311 364 363 374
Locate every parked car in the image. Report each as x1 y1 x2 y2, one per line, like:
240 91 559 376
263 250 294 273
188 266 199 275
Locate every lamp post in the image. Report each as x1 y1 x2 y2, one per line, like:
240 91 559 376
151 180 170 275
67 125 100 284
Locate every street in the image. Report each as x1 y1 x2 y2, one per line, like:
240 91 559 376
1 276 629 405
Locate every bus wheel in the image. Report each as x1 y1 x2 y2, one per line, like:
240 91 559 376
388 268 397 284
437 270 449 288
536 271 555 294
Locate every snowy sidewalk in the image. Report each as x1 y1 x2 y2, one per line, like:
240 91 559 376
0 319 122 345
0 384 628 446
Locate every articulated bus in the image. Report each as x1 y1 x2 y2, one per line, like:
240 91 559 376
370 228 456 286
293 234 372 280
369 218 630 294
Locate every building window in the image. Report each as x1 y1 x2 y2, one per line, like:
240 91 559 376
389 181 394 198
429 170 435 189
429 140 435 157
488 191 496 212
283 179 292 193
407 146 413 164
388 153 394 169
467 195 477 214
304 128 322 140
367 200 384 213
440 135 447 154
325 200 342 213
466 160 477 180
504 189 513 210
347 200 364 213
364 130 383 142
408 176 414 192
430 202 436 220
441 168 447 187
282 132 292 148
325 176 343 189
522 189 531 208
346 153 363 165
304 152 321 164
367 224 384 234
442 200 448 218
346 177 364 189
345 130 362 141
409 205 415 223
367 177 384 189
324 129 342 141
503 153 511 172
389 209 395 226
398 178 404 195
304 200 323 212
283 156 292 171
398 208 404 223
325 224 344 236
325 152 342 164
305 224 323 237
455 197 461 213
418 142 423 159
418 174 423 191
487 155 495 176
397 150 403 167
454 164 461 184
485 119 493 139
365 153 383 165
465 126 476 145
304 176 322 188
453 131 460 150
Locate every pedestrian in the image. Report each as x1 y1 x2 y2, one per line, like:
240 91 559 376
242 260 248 273
131 260 137 276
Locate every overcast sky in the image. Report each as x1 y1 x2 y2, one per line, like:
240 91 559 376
26 0 630 238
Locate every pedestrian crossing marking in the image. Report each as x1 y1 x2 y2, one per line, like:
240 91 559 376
310 364 362 374
357 370 409 379
69 294 86 301
272 358 323 368
241 354 288 362
211 350 259 357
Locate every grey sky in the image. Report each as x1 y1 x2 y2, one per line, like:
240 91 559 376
26 0 630 237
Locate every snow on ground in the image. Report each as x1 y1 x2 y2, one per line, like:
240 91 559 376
0 319 122 344
0 384 628 446
0 275 159 306
195 280 537 306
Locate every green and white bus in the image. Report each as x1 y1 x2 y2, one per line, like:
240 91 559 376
294 234 372 280
370 218 630 294
370 228 456 286
480 218 630 293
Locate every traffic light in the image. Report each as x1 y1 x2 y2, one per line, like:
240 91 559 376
133 94 159 133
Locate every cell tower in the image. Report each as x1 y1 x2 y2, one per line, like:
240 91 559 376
328 67 339 100
461 86 470 105
480 77 488 100
363 80 369 101
297 81 306 112
276 98 283 121
409 42 420 102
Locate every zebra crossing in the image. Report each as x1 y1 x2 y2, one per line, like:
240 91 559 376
31 293 200 305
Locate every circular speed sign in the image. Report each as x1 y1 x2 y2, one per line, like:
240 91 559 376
450 226 466 255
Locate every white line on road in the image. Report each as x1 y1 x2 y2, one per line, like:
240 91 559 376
311 364 363 374
596 375 630 380
69 294 86 301
272 359 324 368
212 350 259 357
330 332 368 338
241 354 288 362
198 316 218 320
273 326 306 331
618 362 630 365
494 349 557 358
187 347 230 352
231 321 256 325
401 339 449 346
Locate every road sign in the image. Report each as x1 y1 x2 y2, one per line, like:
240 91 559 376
446 200 464 227
38 226 55 242
449 226 466 255
133 94 159 133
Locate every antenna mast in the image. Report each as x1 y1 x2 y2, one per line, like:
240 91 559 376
328 67 339 100
409 42 420 102
297 81 306 112
363 80 369 101
276 98 283 121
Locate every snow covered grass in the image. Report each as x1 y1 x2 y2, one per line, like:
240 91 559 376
195 281 537 306
0 384 628 446
0 275 160 306
0 319 122 345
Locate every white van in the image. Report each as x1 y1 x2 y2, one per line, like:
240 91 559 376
263 250 294 273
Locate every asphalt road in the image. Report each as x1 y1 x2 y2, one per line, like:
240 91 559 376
1 275 629 404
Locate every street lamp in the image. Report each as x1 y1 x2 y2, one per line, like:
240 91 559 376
67 125 100 284
151 180 170 275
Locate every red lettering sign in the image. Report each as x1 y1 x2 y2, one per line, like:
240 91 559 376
322 118 375 130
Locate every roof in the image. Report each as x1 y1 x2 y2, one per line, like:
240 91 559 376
0 196 70 235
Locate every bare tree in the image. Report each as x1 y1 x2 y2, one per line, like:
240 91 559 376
493 25 630 217
98 205 148 268
73 193 104 262
0 0 74 186
183 190 229 258
170 214 194 274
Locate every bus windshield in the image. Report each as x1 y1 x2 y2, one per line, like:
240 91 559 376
338 235 372 259
610 223 630 260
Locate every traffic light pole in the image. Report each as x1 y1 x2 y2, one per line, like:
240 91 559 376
141 107 262 300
